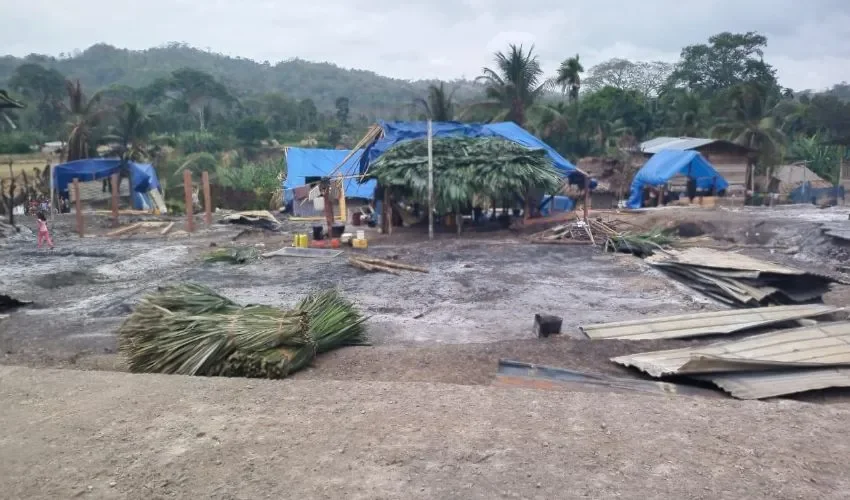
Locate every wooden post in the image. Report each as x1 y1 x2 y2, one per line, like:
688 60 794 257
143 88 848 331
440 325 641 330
384 187 393 236
183 170 194 233
523 192 531 223
202 170 212 226
337 177 346 222
583 187 590 221
110 173 119 224
320 178 334 234
73 178 83 237
427 119 434 241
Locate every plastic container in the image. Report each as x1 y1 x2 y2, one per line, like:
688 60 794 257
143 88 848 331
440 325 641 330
352 238 368 249
330 238 341 249
331 223 346 238
297 234 309 248
352 212 362 226
356 230 365 240
312 224 324 241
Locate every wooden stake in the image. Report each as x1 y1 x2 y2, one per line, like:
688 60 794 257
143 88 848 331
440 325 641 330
183 170 194 233
110 172 119 225
583 186 590 221
202 170 212 226
49 163 54 220
427 119 434 241
160 222 175 236
73 178 83 237
320 178 334 234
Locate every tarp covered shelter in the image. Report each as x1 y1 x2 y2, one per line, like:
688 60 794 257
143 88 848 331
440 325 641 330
53 158 161 210
358 120 584 181
627 150 728 209
283 148 375 199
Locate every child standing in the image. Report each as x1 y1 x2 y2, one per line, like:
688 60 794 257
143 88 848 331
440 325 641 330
36 211 54 249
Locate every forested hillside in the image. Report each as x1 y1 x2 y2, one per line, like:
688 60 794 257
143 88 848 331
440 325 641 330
0 43 482 117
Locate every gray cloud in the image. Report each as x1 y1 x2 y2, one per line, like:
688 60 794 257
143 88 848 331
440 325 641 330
3 0 850 90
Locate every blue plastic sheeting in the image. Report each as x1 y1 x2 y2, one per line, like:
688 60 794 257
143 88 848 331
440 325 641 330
790 183 845 204
53 159 161 210
627 150 728 209
539 195 575 216
284 148 376 200
358 120 581 179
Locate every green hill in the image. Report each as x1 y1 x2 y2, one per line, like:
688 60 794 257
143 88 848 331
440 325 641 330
0 43 483 118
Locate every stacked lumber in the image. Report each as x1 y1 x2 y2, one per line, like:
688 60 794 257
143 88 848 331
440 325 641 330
646 247 837 307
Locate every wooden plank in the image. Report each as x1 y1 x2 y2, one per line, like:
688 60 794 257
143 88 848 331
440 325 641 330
202 170 212 226
160 222 175 236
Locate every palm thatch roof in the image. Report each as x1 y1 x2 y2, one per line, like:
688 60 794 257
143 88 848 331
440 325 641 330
363 137 563 212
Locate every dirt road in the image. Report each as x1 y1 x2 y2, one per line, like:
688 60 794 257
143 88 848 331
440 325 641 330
2 365 849 499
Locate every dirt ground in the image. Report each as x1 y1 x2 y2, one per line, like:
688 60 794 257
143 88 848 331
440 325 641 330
2 365 850 500
3 205 850 497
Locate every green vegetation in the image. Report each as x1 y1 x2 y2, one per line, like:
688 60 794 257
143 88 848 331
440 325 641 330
1 30 849 198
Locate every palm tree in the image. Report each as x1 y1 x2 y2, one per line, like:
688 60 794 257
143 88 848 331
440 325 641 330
555 55 584 103
463 44 549 127
414 82 456 121
63 80 104 162
711 83 786 174
106 102 157 162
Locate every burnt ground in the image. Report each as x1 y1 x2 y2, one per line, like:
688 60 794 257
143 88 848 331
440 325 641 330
2 205 850 390
4 206 850 498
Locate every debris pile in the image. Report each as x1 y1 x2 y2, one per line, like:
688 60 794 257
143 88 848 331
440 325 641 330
348 255 428 275
118 284 367 379
531 217 707 257
576 305 850 399
646 247 837 307
611 321 850 400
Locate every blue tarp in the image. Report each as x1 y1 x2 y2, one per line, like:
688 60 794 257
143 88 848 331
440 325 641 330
359 120 581 180
539 195 575 216
53 158 162 210
284 148 376 200
627 150 728 209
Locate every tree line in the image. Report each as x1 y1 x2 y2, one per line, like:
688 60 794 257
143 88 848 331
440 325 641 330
1 31 850 185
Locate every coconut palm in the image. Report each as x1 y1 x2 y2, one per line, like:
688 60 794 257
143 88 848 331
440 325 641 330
463 44 549 127
63 80 105 162
711 83 786 170
555 54 584 102
106 102 157 162
414 82 456 121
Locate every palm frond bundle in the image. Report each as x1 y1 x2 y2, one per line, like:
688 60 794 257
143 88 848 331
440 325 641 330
118 284 367 378
203 246 260 264
364 137 562 212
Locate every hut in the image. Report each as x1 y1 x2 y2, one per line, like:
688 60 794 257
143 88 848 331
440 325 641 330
640 137 754 193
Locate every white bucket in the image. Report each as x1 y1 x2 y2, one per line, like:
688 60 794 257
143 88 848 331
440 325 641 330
356 230 365 240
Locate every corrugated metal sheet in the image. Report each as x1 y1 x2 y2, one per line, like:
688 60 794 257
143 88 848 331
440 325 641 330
580 304 840 340
645 247 803 275
640 137 717 154
612 322 850 377
703 368 850 400
495 360 716 397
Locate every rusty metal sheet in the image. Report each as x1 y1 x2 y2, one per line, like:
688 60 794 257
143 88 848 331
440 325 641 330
703 369 850 400
612 322 850 377
581 305 840 340
645 247 804 275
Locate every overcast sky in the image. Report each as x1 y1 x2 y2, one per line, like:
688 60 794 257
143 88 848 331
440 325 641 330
3 0 850 91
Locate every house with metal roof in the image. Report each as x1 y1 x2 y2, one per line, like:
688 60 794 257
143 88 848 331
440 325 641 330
640 136 754 191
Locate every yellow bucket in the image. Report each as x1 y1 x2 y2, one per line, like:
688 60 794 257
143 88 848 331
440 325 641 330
297 234 309 248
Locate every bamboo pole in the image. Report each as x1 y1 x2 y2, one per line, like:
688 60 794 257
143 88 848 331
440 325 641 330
73 178 83 237
427 119 434 241
183 170 194 233
337 177 347 223
111 172 119 225
202 170 212 226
